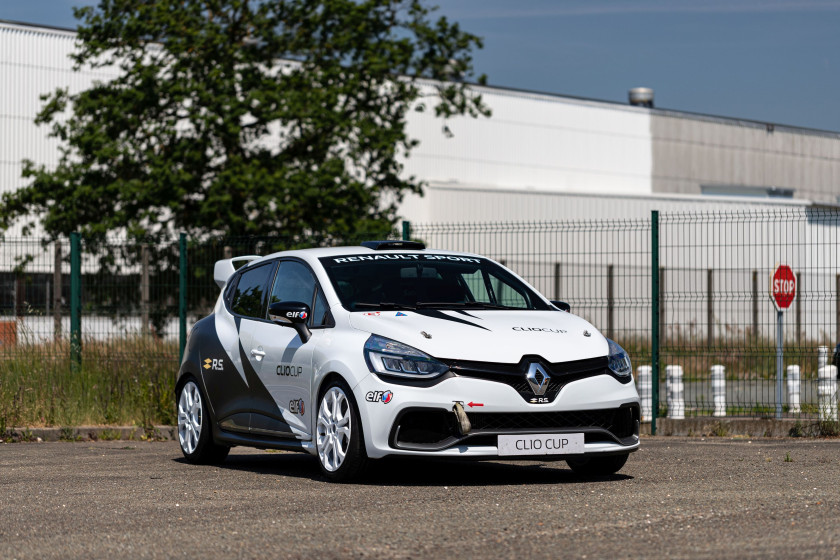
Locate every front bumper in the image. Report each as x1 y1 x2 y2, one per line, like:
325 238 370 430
355 372 640 459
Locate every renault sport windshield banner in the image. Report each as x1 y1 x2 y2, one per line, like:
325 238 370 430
321 253 483 265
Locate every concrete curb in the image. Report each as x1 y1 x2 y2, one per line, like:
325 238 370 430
4 418 837 443
2 425 176 443
641 417 835 438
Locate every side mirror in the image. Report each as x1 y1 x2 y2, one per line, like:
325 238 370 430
551 300 571 313
268 301 312 343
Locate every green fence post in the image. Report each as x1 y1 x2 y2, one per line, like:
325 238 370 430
70 232 81 373
179 232 187 363
401 220 410 241
651 210 660 436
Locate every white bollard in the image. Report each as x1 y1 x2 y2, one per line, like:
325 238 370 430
636 365 652 422
818 346 829 369
711 364 726 417
817 365 838 421
666 365 685 419
786 365 801 414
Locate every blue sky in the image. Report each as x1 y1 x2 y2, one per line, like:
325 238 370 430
5 0 840 131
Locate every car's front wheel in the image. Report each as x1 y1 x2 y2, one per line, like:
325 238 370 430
316 379 367 482
566 453 629 476
177 378 230 464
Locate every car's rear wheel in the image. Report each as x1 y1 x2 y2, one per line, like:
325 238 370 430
177 378 230 464
566 453 629 476
316 379 367 482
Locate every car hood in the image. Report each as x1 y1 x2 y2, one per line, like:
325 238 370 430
348 309 609 363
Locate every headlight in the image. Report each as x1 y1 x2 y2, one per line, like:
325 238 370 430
364 334 449 379
607 339 632 378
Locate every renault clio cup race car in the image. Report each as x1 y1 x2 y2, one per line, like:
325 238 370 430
176 240 640 481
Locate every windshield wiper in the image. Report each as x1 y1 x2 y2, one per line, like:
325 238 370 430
415 301 513 310
354 302 417 311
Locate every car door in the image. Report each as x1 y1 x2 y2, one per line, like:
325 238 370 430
248 259 331 440
203 261 277 433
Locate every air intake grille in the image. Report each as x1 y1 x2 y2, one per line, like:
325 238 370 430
468 407 637 439
440 355 609 403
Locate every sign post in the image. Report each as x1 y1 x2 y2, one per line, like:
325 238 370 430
771 265 797 419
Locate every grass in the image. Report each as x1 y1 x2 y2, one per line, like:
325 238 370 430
1 321 836 430
0 335 177 429
99 428 122 441
710 422 729 437
617 326 835 382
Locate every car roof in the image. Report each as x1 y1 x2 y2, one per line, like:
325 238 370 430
253 245 485 264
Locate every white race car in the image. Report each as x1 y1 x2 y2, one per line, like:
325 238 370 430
177 240 640 481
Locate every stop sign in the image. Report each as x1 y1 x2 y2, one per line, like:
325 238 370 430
771 265 796 310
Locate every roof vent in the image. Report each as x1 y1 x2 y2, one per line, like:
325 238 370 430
629 87 654 108
361 240 426 251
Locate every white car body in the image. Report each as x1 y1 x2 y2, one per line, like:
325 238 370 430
177 242 640 479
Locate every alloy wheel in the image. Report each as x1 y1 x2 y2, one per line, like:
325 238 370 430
316 386 352 472
178 381 203 455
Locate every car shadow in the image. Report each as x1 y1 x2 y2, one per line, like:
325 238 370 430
174 452 633 486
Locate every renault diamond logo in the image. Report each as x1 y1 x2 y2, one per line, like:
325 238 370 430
526 363 550 396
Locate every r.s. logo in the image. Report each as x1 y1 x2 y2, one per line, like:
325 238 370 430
203 358 224 371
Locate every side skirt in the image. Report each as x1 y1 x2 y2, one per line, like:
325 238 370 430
213 427 317 455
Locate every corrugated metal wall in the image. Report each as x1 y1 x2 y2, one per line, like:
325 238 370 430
651 112 840 204
0 22 118 237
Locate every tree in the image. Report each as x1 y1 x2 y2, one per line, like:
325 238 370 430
1 0 488 246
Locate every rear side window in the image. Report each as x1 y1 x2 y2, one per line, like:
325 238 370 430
231 263 275 318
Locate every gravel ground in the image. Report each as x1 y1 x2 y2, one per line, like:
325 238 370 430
1 437 839 559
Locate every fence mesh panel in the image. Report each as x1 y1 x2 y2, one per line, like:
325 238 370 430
658 208 840 419
2 209 840 427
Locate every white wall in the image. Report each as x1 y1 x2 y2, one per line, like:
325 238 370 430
398 181 810 223
403 83 653 196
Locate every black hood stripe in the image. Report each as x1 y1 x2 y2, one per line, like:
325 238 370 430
452 310 482 319
412 309 491 331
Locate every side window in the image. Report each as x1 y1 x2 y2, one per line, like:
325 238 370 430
461 269 491 302
270 261 332 327
231 263 275 318
457 268 528 308
311 287 330 327
495 279 528 308
270 261 315 306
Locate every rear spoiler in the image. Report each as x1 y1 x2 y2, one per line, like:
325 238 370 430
214 256 261 289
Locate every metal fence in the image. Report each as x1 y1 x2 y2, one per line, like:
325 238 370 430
415 208 840 428
2 209 839 428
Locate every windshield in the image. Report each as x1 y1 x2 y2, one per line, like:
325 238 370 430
319 253 551 311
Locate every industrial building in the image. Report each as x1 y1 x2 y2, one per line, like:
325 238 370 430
2 19 840 345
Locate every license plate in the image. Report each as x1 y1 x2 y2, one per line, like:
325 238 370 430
497 433 584 456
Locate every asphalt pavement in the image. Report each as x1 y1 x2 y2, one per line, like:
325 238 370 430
1 437 839 559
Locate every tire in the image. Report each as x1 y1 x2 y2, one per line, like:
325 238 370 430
177 378 230 464
315 379 367 482
566 453 629 476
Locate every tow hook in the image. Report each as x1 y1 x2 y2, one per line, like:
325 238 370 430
452 401 471 435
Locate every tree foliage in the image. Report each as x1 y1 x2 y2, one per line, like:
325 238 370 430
1 0 488 245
